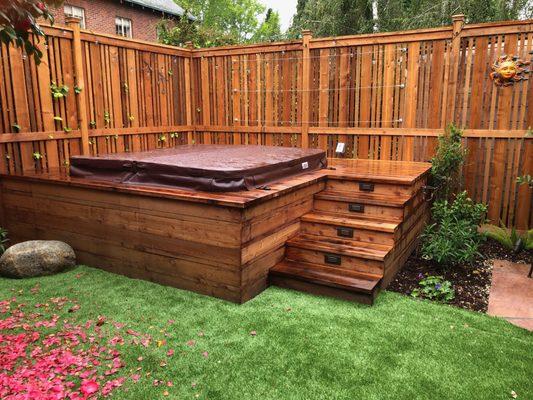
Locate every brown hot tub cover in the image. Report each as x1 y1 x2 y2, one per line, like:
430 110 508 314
70 145 327 192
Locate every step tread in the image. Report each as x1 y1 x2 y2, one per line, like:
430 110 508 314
287 234 392 260
301 211 400 233
270 260 381 294
314 190 411 207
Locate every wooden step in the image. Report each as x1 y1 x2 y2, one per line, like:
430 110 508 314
301 212 399 233
315 190 411 207
325 175 424 197
270 260 381 304
300 211 400 245
314 190 409 220
286 234 391 275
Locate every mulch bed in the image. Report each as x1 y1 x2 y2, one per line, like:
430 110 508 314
389 238 532 313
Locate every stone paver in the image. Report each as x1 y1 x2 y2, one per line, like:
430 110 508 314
488 260 533 331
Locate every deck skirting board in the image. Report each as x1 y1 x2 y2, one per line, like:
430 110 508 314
0 159 430 303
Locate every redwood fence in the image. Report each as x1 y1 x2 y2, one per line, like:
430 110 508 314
0 16 531 228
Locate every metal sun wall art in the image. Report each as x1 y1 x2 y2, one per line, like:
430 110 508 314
490 55 530 87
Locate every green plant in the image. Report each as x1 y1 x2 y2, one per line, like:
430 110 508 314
74 86 82 94
50 82 69 99
104 111 111 126
411 275 455 302
89 121 96 128
485 224 533 252
63 126 72 133
53 116 63 122
0 227 9 254
516 174 533 189
0 1 63 65
32 152 42 160
421 191 487 266
430 124 467 200
12 124 21 132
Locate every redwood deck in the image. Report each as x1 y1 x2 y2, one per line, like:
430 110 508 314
0 159 430 304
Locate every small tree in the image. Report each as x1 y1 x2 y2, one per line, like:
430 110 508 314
0 0 63 64
430 124 466 200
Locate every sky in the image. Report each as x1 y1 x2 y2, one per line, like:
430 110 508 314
261 0 298 32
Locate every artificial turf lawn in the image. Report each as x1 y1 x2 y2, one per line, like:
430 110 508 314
1 265 532 400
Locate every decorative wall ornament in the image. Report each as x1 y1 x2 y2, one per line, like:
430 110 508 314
490 55 530 87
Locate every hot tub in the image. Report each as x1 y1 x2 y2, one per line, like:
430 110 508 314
70 145 327 192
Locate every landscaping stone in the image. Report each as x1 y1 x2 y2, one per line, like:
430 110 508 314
0 240 76 278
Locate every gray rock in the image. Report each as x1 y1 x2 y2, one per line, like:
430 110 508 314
0 240 76 278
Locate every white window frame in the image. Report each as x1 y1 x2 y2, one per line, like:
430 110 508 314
64 4 86 28
115 17 132 38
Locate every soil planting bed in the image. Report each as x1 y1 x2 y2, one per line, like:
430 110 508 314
389 238 532 313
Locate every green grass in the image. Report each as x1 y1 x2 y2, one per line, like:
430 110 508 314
1 265 532 400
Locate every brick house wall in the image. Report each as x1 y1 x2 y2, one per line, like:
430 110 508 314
50 0 176 42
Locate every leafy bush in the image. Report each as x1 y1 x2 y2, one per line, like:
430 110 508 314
430 124 467 200
485 224 533 252
0 1 62 65
421 191 487 266
0 228 9 255
411 275 455 302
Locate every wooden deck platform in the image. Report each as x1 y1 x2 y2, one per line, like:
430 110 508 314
0 159 430 304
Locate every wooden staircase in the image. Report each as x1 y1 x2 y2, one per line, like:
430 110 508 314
269 164 430 305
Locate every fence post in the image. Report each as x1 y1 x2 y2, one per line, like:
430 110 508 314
66 16 90 155
443 14 465 126
301 30 312 148
185 41 194 145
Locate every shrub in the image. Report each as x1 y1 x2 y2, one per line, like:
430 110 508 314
421 191 487 266
411 275 455 303
484 224 533 252
430 124 467 200
0 227 9 255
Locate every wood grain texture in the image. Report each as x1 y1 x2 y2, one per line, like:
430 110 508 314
0 19 532 228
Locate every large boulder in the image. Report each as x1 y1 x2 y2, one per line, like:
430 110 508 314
0 241 76 278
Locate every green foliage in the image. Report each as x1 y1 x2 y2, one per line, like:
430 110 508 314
50 82 69 99
0 227 9 254
289 0 531 38
430 124 466 200
74 85 82 94
289 0 373 38
12 123 21 132
376 0 531 32
485 224 533 252
516 174 533 189
411 275 455 302
0 1 63 64
421 191 487 266
32 151 42 160
103 111 111 126
157 0 282 47
251 9 283 43
157 18 239 48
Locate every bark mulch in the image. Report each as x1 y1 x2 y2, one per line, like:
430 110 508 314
389 238 532 313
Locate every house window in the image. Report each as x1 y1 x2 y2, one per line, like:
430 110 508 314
64 5 86 28
115 17 132 38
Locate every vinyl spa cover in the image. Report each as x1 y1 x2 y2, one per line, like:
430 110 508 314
69 145 328 192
